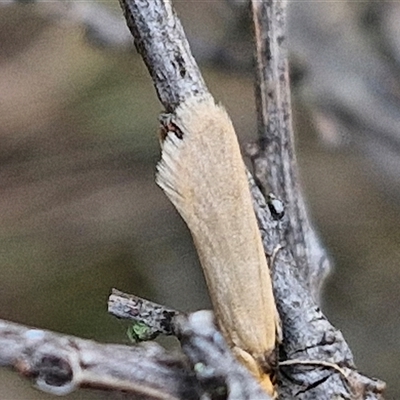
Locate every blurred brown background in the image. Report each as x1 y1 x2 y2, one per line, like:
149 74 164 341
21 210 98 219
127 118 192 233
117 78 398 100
0 1 398 399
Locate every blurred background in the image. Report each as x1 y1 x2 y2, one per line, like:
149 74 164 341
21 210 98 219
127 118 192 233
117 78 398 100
0 1 398 398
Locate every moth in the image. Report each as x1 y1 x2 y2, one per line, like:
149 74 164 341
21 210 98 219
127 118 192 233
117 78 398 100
157 95 280 396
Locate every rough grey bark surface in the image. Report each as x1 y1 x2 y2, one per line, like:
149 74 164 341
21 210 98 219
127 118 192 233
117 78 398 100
249 0 331 302
119 0 209 111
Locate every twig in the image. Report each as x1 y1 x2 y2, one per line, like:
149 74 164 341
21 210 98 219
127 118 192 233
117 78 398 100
0 318 198 399
118 0 209 111
249 1 385 398
250 0 331 300
108 288 179 337
108 289 273 400
0 306 273 400
174 311 272 400
279 359 350 380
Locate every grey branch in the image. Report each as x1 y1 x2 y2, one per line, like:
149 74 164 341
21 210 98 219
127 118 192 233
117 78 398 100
108 288 179 337
249 175 385 399
250 0 331 301
0 310 272 400
0 318 198 399
108 289 272 400
249 1 385 398
108 288 275 400
174 311 272 400
118 0 209 111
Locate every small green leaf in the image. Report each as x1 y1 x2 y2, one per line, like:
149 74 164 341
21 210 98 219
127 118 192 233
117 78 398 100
127 322 155 343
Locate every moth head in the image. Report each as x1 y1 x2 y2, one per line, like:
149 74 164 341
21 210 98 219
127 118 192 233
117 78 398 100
159 113 184 145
